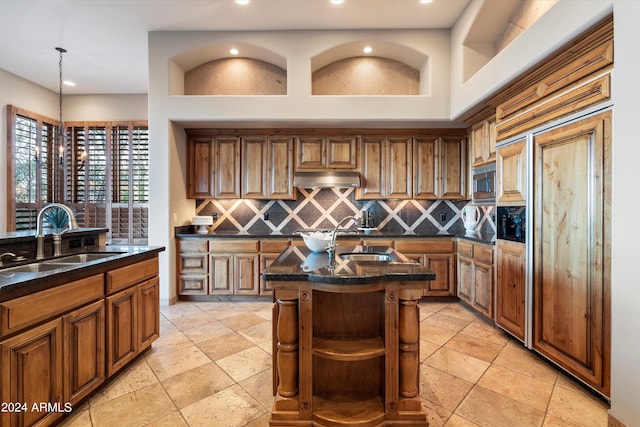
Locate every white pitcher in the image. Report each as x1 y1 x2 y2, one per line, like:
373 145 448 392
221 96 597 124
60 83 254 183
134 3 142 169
461 206 481 233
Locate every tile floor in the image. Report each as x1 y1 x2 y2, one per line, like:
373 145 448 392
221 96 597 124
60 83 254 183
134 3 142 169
60 300 610 427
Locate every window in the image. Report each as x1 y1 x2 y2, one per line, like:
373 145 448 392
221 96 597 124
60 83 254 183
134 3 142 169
7 105 149 244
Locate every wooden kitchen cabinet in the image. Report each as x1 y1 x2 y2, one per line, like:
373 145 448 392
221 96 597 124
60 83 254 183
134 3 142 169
186 135 241 199
260 239 290 296
295 136 357 170
471 117 497 167
457 240 494 319
440 136 467 200
395 238 456 297
413 136 466 200
243 137 296 199
177 238 209 295
495 239 526 341
210 240 261 296
386 136 413 199
357 136 386 199
0 319 63 427
496 137 527 205
532 111 611 396
106 286 138 376
63 300 105 406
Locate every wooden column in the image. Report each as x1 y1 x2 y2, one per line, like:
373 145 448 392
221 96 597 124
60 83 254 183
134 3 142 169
399 299 419 397
276 299 298 397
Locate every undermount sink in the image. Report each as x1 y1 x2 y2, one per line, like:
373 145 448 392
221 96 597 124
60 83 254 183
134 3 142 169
0 262 70 273
44 253 122 264
339 252 396 262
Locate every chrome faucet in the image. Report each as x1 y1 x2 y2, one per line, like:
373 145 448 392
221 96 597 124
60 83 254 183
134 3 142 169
327 215 359 260
35 203 79 259
0 253 16 267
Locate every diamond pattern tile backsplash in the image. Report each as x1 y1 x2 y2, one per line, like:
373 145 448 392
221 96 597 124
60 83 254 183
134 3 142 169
195 188 496 236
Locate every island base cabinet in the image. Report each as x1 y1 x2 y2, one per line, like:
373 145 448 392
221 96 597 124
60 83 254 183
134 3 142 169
106 287 138 377
0 319 63 427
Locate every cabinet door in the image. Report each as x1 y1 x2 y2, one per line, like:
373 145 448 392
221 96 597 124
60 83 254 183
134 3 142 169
187 137 214 198
178 252 209 295
63 300 105 406
242 137 268 198
268 137 296 199
473 261 493 319
440 137 466 199
1 319 63 427
497 137 527 204
487 117 497 163
496 241 526 340
106 287 138 376
260 253 280 296
471 121 487 167
457 256 473 304
326 136 357 169
235 253 260 295
386 137 412 199
138 277 160 350
413 136 439 199
357 137 386 199
214 137 241 198
296 137 326 170
424 253 455 296
532 111 610 394
210 253 233 294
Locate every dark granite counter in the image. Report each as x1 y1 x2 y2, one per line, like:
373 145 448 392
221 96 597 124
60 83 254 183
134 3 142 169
262 245 436 285
0 245 165 302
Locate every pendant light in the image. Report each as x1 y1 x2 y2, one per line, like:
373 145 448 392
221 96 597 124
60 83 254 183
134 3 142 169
55 46 66 167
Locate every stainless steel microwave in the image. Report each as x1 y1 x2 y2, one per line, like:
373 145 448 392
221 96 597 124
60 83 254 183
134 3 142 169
472 164 496 204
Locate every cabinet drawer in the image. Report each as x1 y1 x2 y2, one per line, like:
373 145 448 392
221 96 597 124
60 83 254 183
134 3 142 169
106 257 159 295
361 238 394 248
395 239 454 253
178 239 208 252
474 245 493 264
457 241 473 258
209 240 259 252
1 274 103 336
260 239 290 253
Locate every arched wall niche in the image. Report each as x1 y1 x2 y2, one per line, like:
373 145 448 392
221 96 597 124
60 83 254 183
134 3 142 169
169 43 287 95
310 41 429 95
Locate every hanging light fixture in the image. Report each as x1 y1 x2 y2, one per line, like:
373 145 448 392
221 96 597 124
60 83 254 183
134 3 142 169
55 47 66 167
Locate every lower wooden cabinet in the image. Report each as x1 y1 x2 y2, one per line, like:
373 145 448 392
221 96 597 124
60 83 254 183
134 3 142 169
394 239 456 297
106 287 138 376
495 240 526 340
457 240 494 318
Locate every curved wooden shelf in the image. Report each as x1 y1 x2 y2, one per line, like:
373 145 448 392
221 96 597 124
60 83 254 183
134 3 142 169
313 337 385 361
313 395 385 427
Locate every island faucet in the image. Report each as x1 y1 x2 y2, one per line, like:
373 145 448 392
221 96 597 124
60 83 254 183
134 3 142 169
35 203 80 259
327 215 359 260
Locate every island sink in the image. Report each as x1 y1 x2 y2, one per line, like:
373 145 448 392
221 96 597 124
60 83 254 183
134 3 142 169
339 252 396 262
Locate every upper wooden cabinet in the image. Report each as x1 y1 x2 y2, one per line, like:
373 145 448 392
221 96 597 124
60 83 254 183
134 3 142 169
186 136 241 199
358 134 466 200
496 137 527 205
243 137 296 200
295 136 357 170
471 117 496 167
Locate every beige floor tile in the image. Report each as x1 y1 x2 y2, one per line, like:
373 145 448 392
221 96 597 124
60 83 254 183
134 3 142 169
216 346 272 382
456 386 546 427
146 344 211 381
458 321 510 346
445 414 481 426
198 331 255 361
493 344 558 384
144 411 188 427
219 312 268 331
542 413 583 427
238 321 273 344
159 318 179 336
256 339 273 356
90 383 176 427
253 307 274 321
421 398 453 427
443 333 505 363
181 319 234 343
420 323 458 346
425 348 490 384
477 364 554 411
244 412 272 427
422 312 473 333
90 358 158 406
419 364 474 411
419 301 452 313
58 406 91 427
239 368 276 410
160 302 203 320
546 384 609 427
420 339 440 361
146 330 193 356
169 310 215 331
161 362 235 409
438 304 481 322
180 384 266 427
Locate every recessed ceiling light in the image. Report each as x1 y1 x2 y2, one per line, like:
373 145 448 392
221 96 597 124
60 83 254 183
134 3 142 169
419 0 433 3
363 46 373 54
235 0 250 5
63 80 76 87
230 48 239 55
330 0 344 4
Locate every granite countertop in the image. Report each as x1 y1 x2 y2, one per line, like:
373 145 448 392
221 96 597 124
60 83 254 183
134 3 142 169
0 228 109 243
0 245 165 302
262 245 436 285
176 227 496 245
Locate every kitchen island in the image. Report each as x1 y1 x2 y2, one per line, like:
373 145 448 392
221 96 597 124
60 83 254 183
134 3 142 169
263 245 434 427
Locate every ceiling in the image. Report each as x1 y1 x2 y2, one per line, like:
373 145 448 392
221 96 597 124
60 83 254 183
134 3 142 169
0 0 470 95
